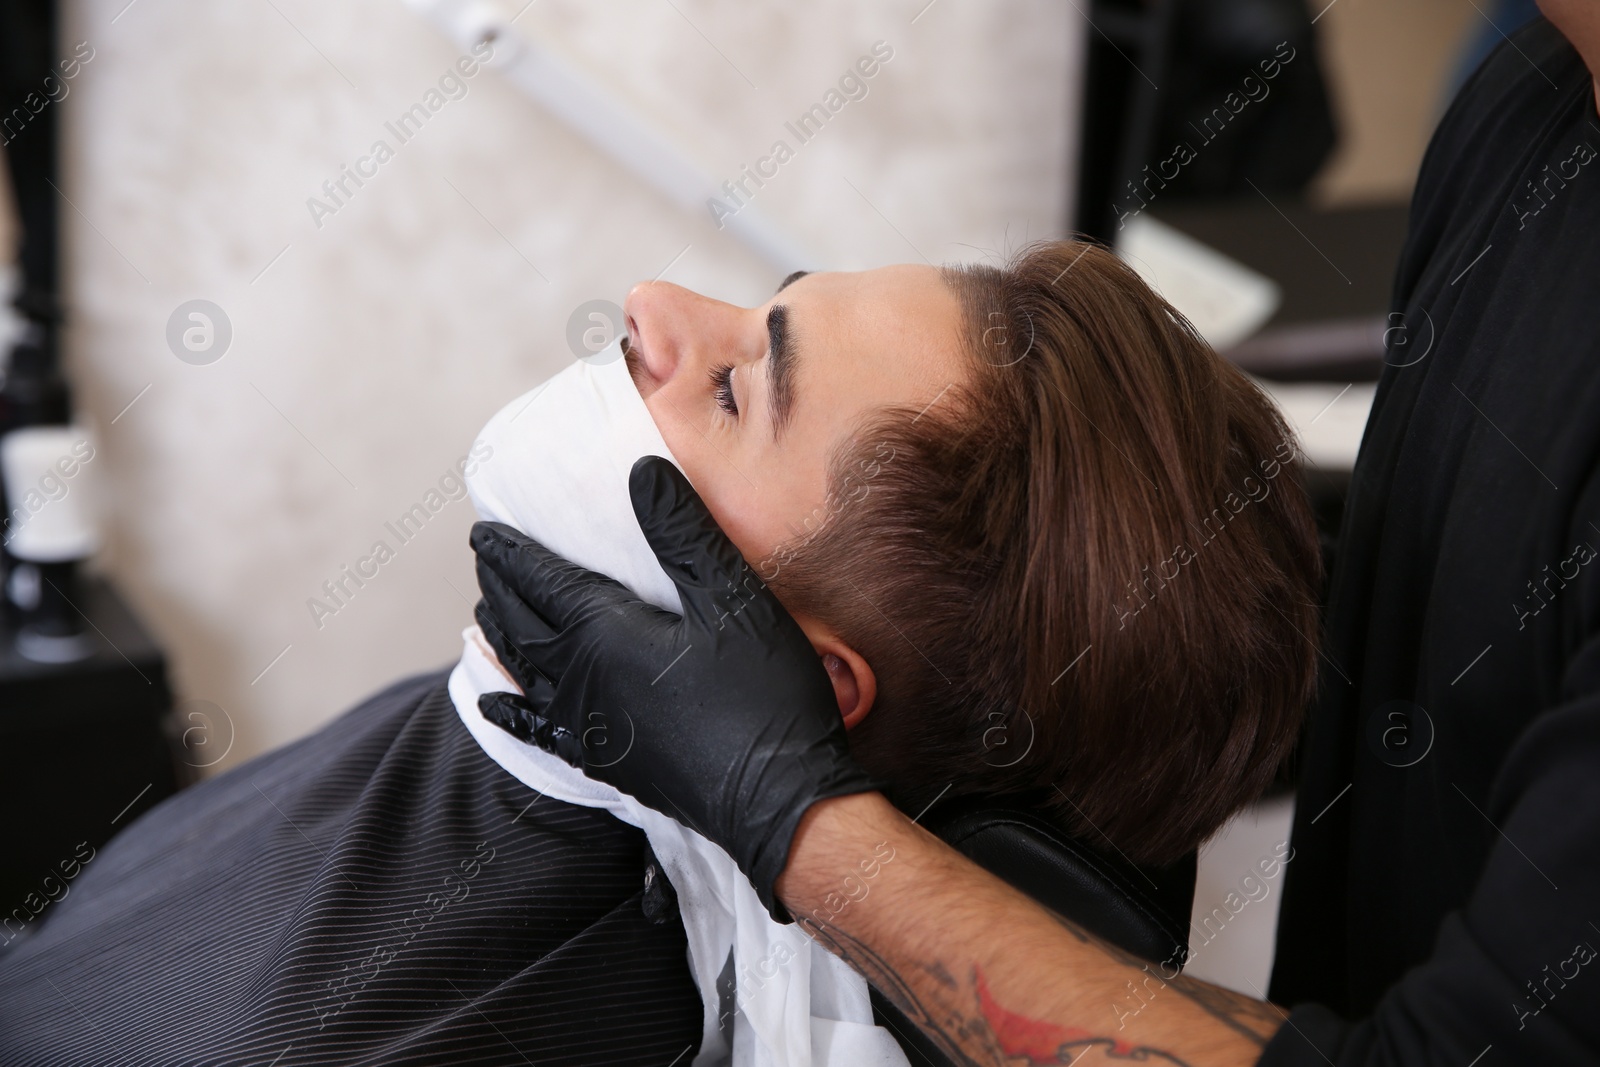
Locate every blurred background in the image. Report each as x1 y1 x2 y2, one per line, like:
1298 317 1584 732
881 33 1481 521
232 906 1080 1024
0 0 1534 997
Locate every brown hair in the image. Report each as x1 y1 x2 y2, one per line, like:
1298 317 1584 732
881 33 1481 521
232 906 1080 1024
768 240 1321 865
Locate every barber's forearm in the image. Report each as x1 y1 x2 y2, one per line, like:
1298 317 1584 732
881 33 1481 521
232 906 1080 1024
777 792 1285 1066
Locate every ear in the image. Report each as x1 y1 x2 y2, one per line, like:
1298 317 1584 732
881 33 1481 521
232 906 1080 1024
792 613 877 730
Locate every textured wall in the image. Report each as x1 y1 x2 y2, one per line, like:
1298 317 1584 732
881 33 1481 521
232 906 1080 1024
53 0 1080 769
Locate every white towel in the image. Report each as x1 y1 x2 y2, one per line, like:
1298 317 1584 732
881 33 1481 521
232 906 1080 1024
448 345 908 1067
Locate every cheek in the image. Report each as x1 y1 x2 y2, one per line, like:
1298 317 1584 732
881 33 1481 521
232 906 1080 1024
642 388 781 567
641 382 697 459
701 483 784 572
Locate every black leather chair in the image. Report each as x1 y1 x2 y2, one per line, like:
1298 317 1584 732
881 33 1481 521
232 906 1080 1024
869 796 1196 1065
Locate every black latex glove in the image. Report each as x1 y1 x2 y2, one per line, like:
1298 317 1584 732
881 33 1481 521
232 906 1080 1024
469 456 883 921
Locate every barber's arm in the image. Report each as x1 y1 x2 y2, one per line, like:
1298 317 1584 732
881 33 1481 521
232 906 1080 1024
472 457 1283 1066
776 792 1284 1066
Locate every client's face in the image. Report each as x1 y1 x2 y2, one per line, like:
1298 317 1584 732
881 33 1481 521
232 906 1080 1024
623 265 969 571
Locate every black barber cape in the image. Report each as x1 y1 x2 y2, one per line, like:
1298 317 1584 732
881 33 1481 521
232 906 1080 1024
0 672 703 1066
1263 18 1600 1066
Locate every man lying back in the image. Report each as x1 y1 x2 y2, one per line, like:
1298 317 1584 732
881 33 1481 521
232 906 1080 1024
623 241 1320 867
0 241 1320 1065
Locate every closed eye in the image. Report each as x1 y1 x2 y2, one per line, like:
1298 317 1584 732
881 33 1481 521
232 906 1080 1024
709 363 739 417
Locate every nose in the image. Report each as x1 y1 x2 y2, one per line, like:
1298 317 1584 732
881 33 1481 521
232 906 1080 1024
624 281 746 386
623 281 684 383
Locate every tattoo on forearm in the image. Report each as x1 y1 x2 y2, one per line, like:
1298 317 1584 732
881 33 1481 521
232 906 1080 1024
975 966 1195 1065
1160 976 1282 1047
801 915 1212 1066
799 907 1281 1066
798 914 1003 1066
1041 911 1278 1049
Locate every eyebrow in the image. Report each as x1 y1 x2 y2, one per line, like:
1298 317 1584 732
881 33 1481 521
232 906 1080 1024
767 303 797 438
776 270 809 294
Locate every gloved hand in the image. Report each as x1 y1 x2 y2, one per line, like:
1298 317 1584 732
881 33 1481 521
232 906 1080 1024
469 456 883 921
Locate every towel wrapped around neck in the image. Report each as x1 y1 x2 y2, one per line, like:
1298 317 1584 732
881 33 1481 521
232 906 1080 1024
448 342 908 1067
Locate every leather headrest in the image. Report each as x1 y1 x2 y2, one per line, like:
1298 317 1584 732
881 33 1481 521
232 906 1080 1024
869 796 1195 1066
925 796 1194 965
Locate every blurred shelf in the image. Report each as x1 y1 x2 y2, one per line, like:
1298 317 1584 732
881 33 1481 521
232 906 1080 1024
1152 198 1410 381
1 576 179 933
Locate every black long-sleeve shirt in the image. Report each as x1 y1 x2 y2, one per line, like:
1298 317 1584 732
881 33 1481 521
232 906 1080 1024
1262 18 1600 1066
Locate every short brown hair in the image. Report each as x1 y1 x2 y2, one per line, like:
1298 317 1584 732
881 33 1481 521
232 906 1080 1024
768 241 1321 865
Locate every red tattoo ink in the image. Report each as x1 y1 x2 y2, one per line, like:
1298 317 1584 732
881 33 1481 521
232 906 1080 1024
976 966 1135 1061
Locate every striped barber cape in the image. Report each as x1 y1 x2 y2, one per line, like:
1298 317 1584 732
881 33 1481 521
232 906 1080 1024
0 671 704 1066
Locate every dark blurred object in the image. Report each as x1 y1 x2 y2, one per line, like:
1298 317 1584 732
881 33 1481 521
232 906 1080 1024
1153 198 1410 382
3 0 76 641
1074 0 1176 243
0 0 182 942
0 576 179 945
1074 0 1338 242
0 0 70 434
873 795 1195 1067
1149 0 1337 197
